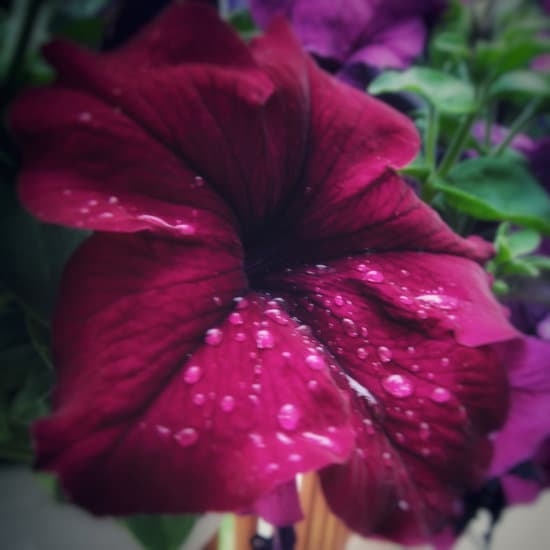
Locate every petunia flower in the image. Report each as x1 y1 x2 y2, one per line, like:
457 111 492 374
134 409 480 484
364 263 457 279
11 2 518 544
250 0 447 87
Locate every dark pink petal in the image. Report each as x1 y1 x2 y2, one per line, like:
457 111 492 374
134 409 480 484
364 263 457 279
11 87 237 241
265 252 513 540
13 4 311 229
248 480 303 525
35 234 354 514
490 337 550 476
282 61 494 263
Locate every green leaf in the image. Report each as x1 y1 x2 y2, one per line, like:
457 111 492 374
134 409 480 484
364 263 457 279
507 228 541 257
228 9 260 40
474 37 550 77
369 67 476 114
0 185 89 320
433 157 550 234
431 31 470 62
123 515 196 550
524 255 550 271
499 258 540 277
488 70 550 104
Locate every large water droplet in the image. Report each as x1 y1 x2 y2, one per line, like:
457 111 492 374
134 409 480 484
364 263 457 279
305 354 326 370
255 329 275 349
220 395 235 412
430 387 451 403
377 346 393 363
205 328 223 346
184 365 202 384
278 403 300 430
364 270 384 283
382 374 413 398
229 312 243 325
334 295 345 307
416 293 458 310
174 427 198 447
193 175 205 188
356 347 368 360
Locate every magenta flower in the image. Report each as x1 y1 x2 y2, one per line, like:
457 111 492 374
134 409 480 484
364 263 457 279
12 2 518 543
250 0 446 86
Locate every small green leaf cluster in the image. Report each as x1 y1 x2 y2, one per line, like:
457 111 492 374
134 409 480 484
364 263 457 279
370 0 550 297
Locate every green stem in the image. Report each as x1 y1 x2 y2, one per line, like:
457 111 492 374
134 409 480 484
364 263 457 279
436 111 477 179
424 103 439 169
484 103 496 150
492 98 543 156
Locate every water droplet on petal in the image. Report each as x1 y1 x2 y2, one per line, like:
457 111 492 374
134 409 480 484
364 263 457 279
255 329 274 349
265 309 288 326
234 332 246 342
377 346 393 363
342 318 358 337
229 312 243 325
430 387 451 403
416 294 458 310
278 403 300 430
382 374 413 398
205 328 223 346
220 395 235 412
305 354 326 370
399 295 413 305
174 427 198 447
266 463 279 473
356 263 367 273
356 347 368 360
184 365 202 384
212 296 222 306
193 393 205 406
108 196 119 204
364 270 384 283
249 432 265 448
416 309 428 319
155 425 171 438
441 357 450 367
307 380 319 391
334 295 345 307
235 297 249 309
398 499 410 511
78 111 92 122
289 453 302 462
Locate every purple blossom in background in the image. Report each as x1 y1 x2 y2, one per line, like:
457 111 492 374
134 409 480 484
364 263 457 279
250 0 447 87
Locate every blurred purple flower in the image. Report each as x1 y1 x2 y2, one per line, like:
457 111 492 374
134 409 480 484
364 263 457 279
250 0 447 88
